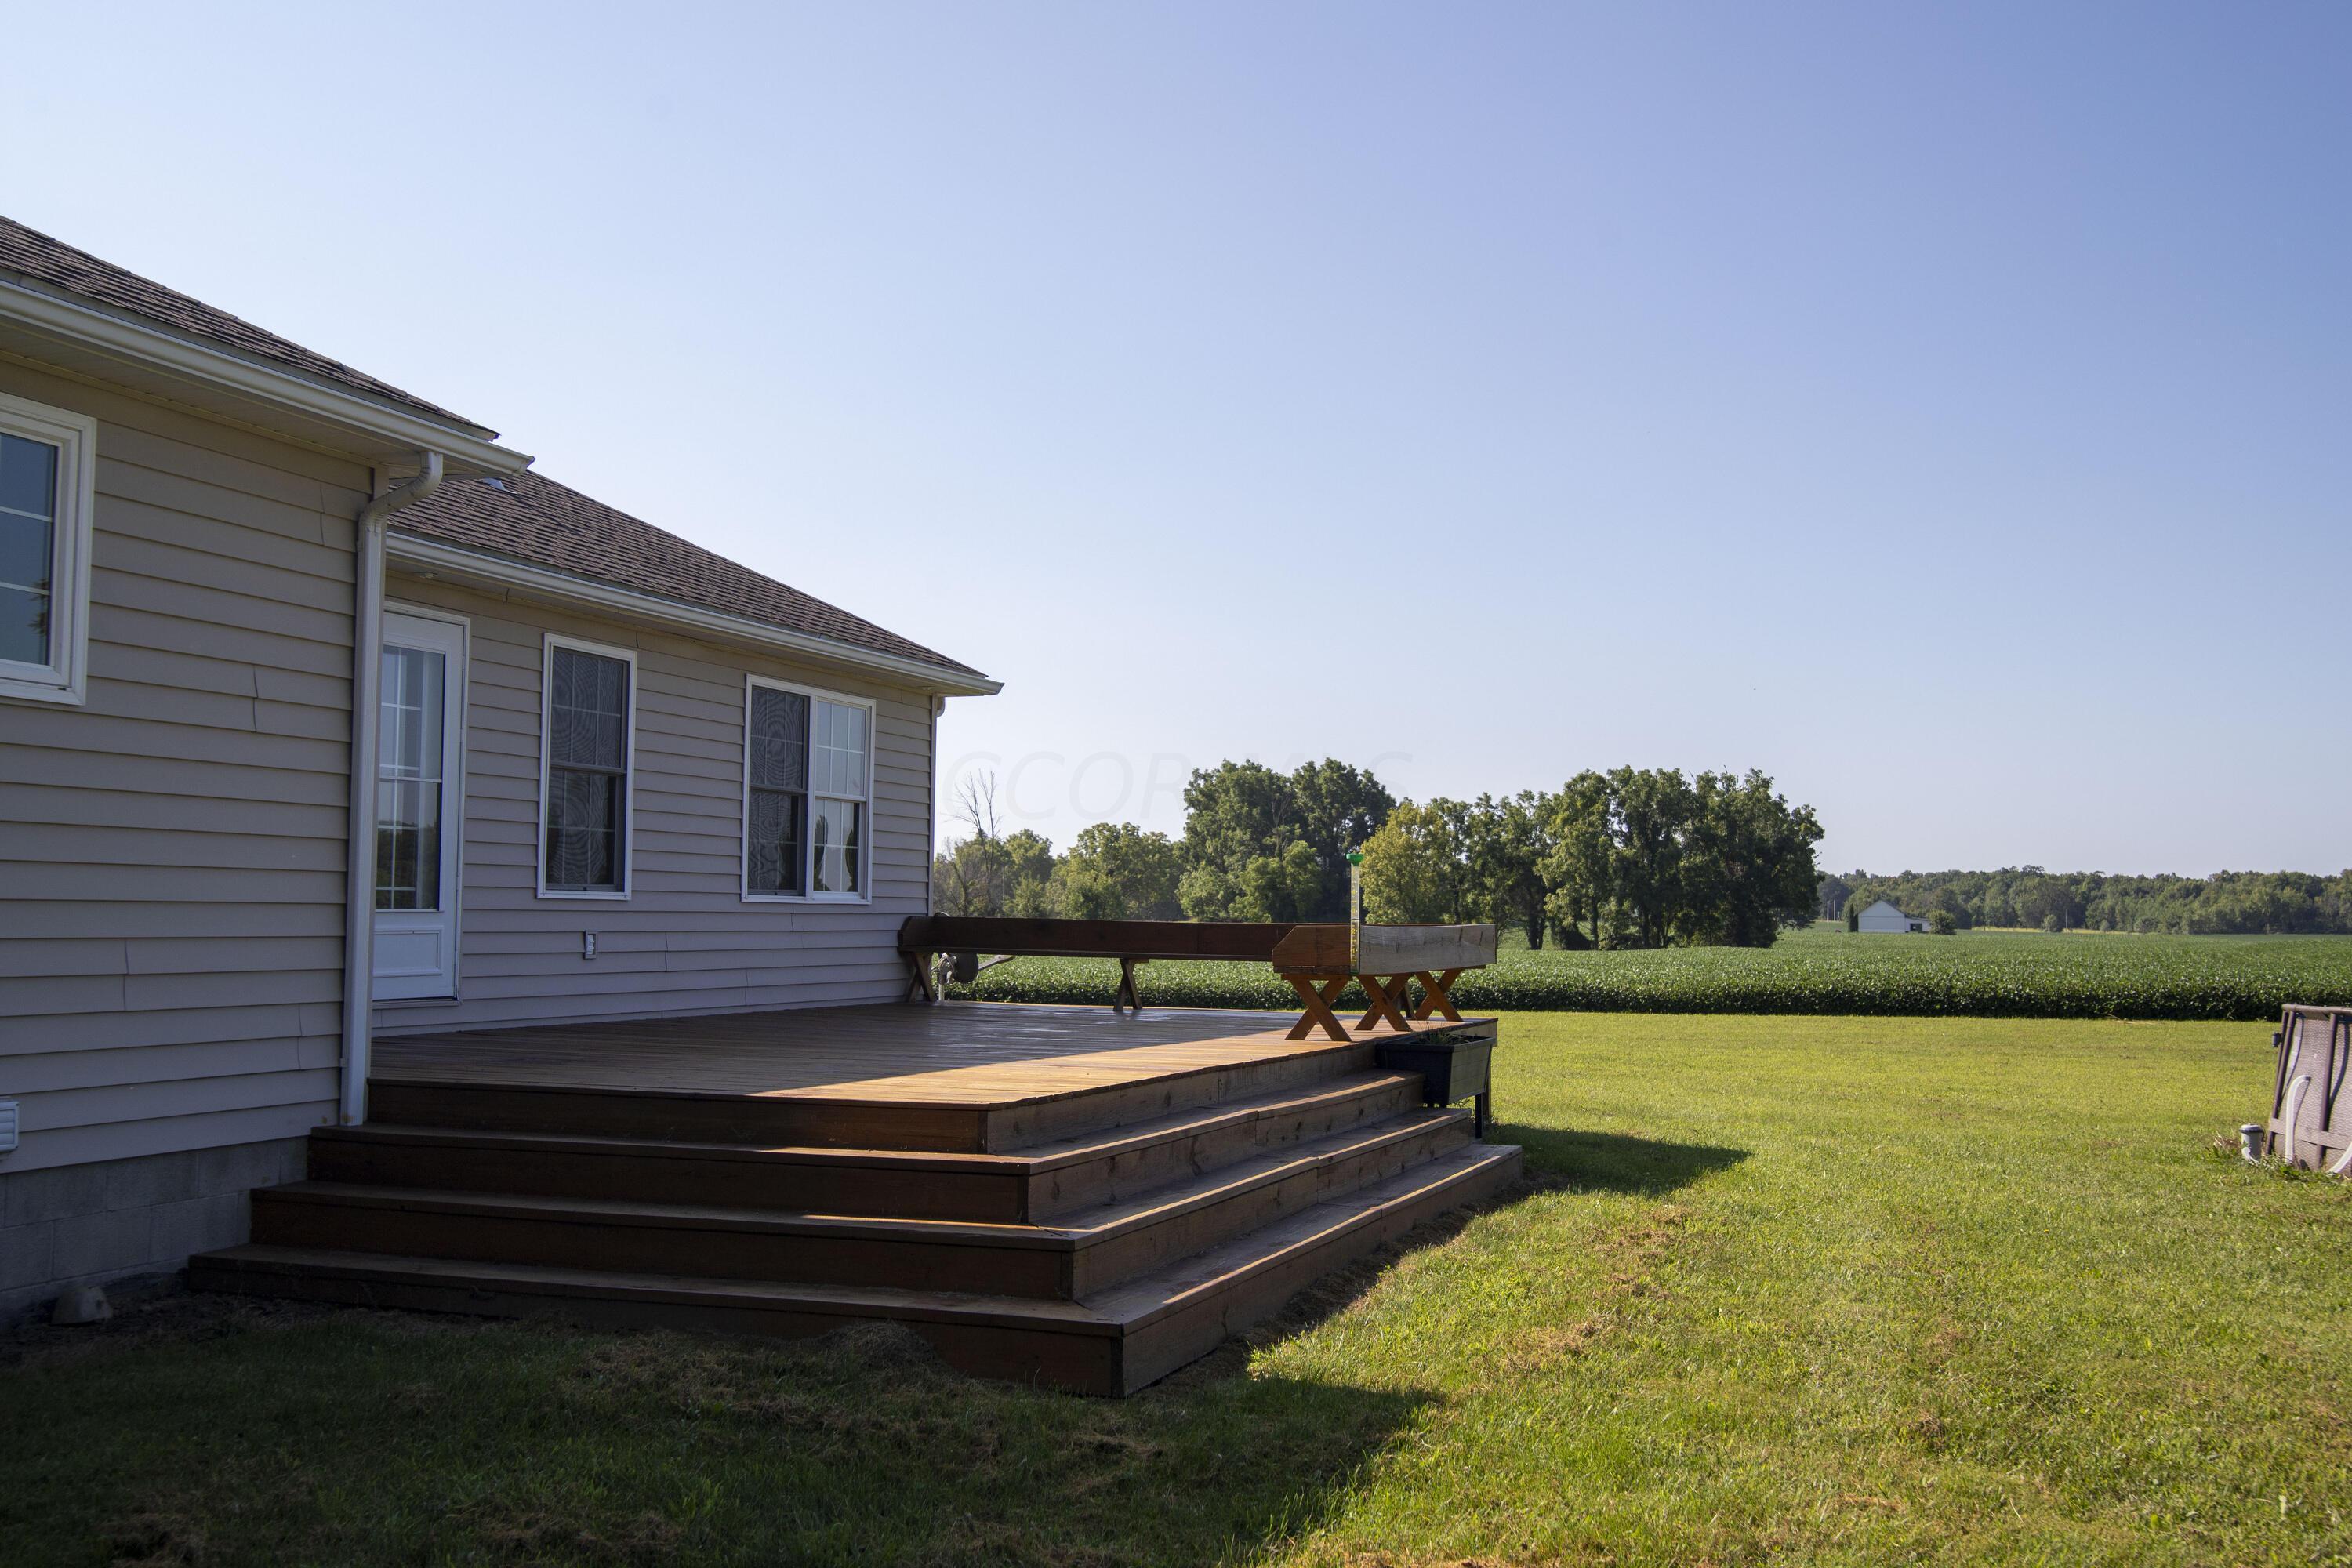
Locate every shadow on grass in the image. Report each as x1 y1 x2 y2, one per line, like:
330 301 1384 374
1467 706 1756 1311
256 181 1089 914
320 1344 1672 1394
1502 1123 1751 1195
0 1287 1438 1568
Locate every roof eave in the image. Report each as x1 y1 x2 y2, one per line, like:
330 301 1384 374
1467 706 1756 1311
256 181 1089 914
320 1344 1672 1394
385 531 1002 697
0 274 532 477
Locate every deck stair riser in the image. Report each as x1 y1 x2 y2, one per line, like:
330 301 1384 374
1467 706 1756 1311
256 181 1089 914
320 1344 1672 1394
309 1073 1428 1224
250 1110 1475 1301
1064 1112 1473 1297
306 1127 1033 1223
363 1034 1403 1153
1025 1072 1427 1219
194 1142 1523 1396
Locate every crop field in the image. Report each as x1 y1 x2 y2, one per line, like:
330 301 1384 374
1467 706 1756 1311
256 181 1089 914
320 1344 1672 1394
955 924 2352 1022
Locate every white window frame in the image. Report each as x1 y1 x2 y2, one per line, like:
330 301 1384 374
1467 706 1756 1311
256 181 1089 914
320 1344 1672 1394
535 633 638 901
741 673 875 905
0 390 98 707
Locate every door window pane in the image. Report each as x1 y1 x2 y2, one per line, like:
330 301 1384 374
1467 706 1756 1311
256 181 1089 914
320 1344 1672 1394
375 645 448 912
379 647 445 782
375 779 443 910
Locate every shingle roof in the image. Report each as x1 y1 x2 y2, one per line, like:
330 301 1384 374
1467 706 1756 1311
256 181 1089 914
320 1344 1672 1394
0 214 982 684
395 470 985 681
0 214 485 432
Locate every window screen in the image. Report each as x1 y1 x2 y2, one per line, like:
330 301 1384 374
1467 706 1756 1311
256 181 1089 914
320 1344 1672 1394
746 685 809 895
544 645 630 892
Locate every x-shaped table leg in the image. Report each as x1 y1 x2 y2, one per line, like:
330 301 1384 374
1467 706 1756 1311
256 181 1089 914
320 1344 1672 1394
1356 973 1414 1033
1409 968 1465 1022
1284 975 1352 1041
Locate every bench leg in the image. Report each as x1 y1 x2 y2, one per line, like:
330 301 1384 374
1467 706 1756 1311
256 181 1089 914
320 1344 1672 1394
902 951 937 1005
1285 975 1351 1042
1113 956 1142 1014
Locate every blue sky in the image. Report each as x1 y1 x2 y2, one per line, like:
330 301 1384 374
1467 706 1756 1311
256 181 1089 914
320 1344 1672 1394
7 3 2345 874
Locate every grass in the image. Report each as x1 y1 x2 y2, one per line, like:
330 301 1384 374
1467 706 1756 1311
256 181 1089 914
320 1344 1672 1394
957 924 2352 1021
8 1011 2352 1566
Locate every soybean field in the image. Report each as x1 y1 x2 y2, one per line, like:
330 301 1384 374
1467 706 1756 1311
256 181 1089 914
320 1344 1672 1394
953 924 2352 1021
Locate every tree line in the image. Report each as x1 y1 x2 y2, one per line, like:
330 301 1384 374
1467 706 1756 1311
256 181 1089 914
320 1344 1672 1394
935 759 1825 949
1825 867 2352 935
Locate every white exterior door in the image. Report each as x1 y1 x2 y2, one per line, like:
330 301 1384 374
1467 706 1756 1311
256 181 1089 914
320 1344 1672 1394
372 612 466 1000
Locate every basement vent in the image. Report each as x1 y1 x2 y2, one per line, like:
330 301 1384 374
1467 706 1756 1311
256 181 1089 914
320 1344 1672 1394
0 1099 16 1158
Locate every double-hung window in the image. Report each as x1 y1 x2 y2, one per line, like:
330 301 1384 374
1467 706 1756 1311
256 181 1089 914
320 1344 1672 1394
0 391 97 706
744 677 870 900
539 637 636 897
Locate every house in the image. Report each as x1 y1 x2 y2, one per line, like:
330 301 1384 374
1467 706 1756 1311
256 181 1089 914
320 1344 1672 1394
1855 899 1926 934
0 217 1514 1389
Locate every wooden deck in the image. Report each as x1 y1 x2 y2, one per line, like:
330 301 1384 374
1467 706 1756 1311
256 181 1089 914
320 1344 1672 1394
372 1002 1486 1152
378 1003 1368 1100
198 1001 1521 1393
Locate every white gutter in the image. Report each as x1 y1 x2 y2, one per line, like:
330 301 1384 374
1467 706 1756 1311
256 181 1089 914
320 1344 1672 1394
385 532 1004 696
339 453 445 1125
0 277 530 477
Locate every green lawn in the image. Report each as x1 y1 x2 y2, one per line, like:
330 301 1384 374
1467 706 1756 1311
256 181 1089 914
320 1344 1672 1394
8 1011 2350 1566
960 925 2352 1021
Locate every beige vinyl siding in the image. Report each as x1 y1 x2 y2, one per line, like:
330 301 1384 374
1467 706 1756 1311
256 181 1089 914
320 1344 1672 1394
374 574 938 1033
0 358 364 1173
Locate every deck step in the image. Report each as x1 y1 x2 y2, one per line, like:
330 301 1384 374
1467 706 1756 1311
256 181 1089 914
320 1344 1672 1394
364 1030 1421 1153
308 1072 1431 1223
194 1142 1523 1395
253 1109 1475 1300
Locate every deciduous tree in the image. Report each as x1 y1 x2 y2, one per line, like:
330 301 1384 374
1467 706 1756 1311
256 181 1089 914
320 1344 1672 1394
1464 791 1555 948
1361 800 1480 924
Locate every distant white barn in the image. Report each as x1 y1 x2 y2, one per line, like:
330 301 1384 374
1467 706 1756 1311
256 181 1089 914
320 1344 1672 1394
1857 899 1926 934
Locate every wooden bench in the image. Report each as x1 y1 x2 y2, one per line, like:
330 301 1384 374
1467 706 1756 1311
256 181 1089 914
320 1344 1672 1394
896 916 1497 1036
896 917 1309 1011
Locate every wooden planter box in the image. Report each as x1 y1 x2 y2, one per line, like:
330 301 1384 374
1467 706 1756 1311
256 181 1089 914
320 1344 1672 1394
1374 1029 1495 1135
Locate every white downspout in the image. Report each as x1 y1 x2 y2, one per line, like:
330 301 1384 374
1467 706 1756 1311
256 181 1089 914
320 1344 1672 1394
339 452 444 1125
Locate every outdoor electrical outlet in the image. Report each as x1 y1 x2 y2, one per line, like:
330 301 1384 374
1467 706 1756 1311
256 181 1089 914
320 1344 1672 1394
583 932 597 960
